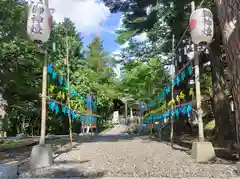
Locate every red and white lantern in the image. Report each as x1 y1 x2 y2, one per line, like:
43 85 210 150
189 8 213 45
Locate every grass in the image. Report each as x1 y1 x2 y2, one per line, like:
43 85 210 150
0 137 79 164
0 140 37 150
0 136 74 150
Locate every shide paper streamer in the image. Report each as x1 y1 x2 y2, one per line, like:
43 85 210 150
146 63 193 109
145 103 193 122
47 63 98 126
141 63 194 123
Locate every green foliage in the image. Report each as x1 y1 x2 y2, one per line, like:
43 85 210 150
116 30 137 45
104 0 222 126
0 1 121 136
120 58 168 102
0 0 224 139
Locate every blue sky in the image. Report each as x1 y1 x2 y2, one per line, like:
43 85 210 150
29 0 147 54
30 0 147 77
82 12 121 53
40 0 123 54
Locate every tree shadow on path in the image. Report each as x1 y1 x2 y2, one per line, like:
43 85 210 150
78 134 140 143
20 168 107 178
149 135 238 164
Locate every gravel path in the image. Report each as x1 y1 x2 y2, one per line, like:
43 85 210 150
19 125 237 178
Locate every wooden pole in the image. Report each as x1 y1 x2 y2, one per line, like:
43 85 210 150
170 34 175 148
39 45 47 145
39 0 49 145
191 1 204 142
90 96 93 136
66 35 73 148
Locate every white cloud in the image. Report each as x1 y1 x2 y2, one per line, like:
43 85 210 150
111 51 122 78
121 41 129 49
116 32 148 51
113 63 122 78
133 32 148 42
29 0 111 35
115 32 148 52
117 14 124 30
145 5 152 15
110 32 148 65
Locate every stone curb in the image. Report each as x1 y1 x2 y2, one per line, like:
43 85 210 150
17 177 240 179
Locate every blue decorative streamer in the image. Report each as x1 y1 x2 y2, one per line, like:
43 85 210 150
144 103 193 123
92 103 97 110
167 109 170 116
181 71 185 81
87 95 93 110
50 101 55 111
58 76 63 86
158 116 162 120
71 89 77 96
62 105 67 114
175 76 180 86
187 104 192 113
55 104 59 114
52 71 58 80
188 65 193 75
48 98 98 124
181 106 187 114
72 111 76 119
176 108 179 117
165 85 171 95
48 64 53 74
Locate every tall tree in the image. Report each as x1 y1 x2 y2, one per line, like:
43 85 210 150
0 1 123 138
104 0 233 139
210 13 233 140
84 36 120 115
214 0 240 145
0 0 43 138
86 36 105 73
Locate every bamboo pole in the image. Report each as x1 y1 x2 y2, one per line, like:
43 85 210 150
39 45 48 145
170 34 175 148
66 35 73 148
191 1 204 142
39 0 49 145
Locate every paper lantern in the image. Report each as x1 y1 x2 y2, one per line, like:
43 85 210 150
189 8 213 45
27 2 52 43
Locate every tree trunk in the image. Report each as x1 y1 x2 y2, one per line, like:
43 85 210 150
16 124 20 134
0 120 4 143
31 122 34 136
21 118 25 134
210 22 233 140
215 0 240 147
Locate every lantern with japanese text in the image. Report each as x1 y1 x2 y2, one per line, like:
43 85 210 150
189 8 213 45
27 1 52 43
